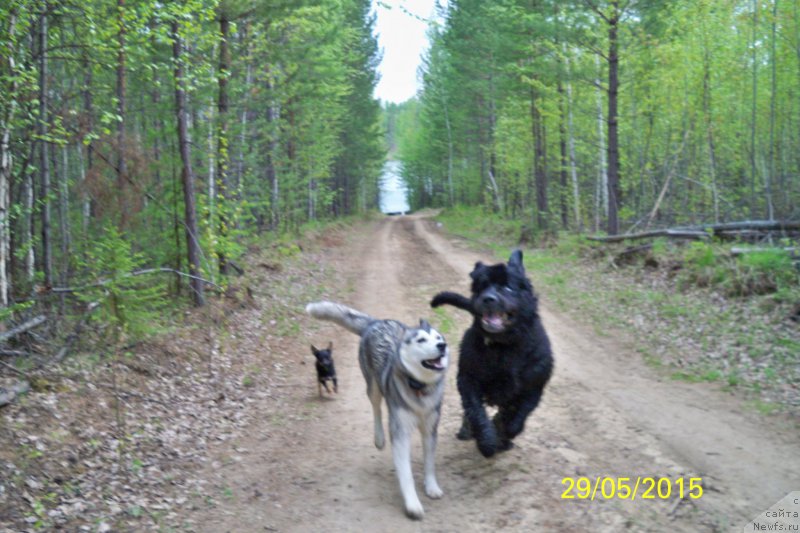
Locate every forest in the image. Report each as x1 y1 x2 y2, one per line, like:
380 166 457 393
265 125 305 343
390 0 800 237
2 0 799 354
1 2 799 529
0 0 383 321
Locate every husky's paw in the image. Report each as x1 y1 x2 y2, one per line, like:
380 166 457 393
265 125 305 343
425 479 444 499
404 498 425 520
374 431 385 450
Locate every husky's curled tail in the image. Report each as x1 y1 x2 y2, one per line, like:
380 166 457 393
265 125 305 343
305 301 373 335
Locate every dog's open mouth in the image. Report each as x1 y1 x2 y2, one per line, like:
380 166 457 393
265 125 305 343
422 356 446 371
481 312 509 333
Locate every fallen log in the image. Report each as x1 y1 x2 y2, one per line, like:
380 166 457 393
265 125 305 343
0 315 47 343
588 229 708 243
730 247 799 256
0 349 32 357
51 267 222 294
706 220 800 232
590 220 800 243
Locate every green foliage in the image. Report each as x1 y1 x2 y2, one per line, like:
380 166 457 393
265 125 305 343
681 241 723 287
78 225 167 343
402 0 800 231
727 250 799 297
0 300 34 323
1 0 384 321
436 209 798 412
681 241 799 297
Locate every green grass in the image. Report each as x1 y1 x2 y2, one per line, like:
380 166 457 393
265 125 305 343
433 206 800 414
432 307 458 337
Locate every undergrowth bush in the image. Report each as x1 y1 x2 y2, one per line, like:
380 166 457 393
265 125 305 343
726 249 798 296
78 225 167 345
681 241 726 288
681 241 799 297
437 206 537 248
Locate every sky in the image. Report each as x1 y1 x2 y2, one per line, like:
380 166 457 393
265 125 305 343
373 0 441 104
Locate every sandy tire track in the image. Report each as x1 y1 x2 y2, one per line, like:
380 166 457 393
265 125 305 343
186 215 800 532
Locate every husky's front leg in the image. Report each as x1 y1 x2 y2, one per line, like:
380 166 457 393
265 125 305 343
390 410 424 519
421 411 443 499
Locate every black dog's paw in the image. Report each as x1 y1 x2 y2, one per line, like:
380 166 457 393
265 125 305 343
476 432 513 456
430 291 474 313
497 439 514 453
475 428 502 458
494 413 523 441
476 439 498 458
456 418 474 441
430 292 447 308
504 420 523 440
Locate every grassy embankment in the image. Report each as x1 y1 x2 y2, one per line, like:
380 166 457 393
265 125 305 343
434 207 800 415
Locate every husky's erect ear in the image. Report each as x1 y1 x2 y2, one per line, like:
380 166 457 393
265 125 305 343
419 319 431 333
508 249 525 273
469 262 485 280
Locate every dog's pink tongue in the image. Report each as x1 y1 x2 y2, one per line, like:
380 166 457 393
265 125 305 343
483 314 504 330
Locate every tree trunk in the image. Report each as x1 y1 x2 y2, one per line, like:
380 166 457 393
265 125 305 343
0 10 19 306
59 146 71 288
594 54 607 232
24 143 34 282
265 74 280 230
530 86 548 231
766 0 777 220
564 45 581 231
116 0 128 224
235 21 252 200
39 5 53 289
80 46 94 237
750 0 758 216
172 21 205 307
701 38 720 223
442 92 454 206
606 0 621 236
216 9 231 274
557 78 569 230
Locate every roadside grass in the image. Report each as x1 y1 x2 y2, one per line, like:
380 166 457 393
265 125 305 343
434 208 800 415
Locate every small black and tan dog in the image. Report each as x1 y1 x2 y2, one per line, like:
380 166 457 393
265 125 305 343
311 342 338 397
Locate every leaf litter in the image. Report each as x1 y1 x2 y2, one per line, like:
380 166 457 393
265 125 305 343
0 228 344 532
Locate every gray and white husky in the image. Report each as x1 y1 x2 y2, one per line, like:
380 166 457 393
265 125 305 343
305 301 449 519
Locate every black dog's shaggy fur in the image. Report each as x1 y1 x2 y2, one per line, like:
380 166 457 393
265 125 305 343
431 250 553 458
312 342 338 397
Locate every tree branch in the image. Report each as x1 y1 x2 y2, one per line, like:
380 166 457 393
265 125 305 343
51 268 222 294
0 315 47 343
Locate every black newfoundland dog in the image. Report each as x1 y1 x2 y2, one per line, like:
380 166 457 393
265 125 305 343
431 250 553 458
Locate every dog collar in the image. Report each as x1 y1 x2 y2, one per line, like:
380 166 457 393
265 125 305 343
407 376 429 396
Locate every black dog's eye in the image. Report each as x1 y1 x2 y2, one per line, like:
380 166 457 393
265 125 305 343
503 285 515 293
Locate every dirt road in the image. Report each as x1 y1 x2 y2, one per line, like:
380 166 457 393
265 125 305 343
188 214 800 532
